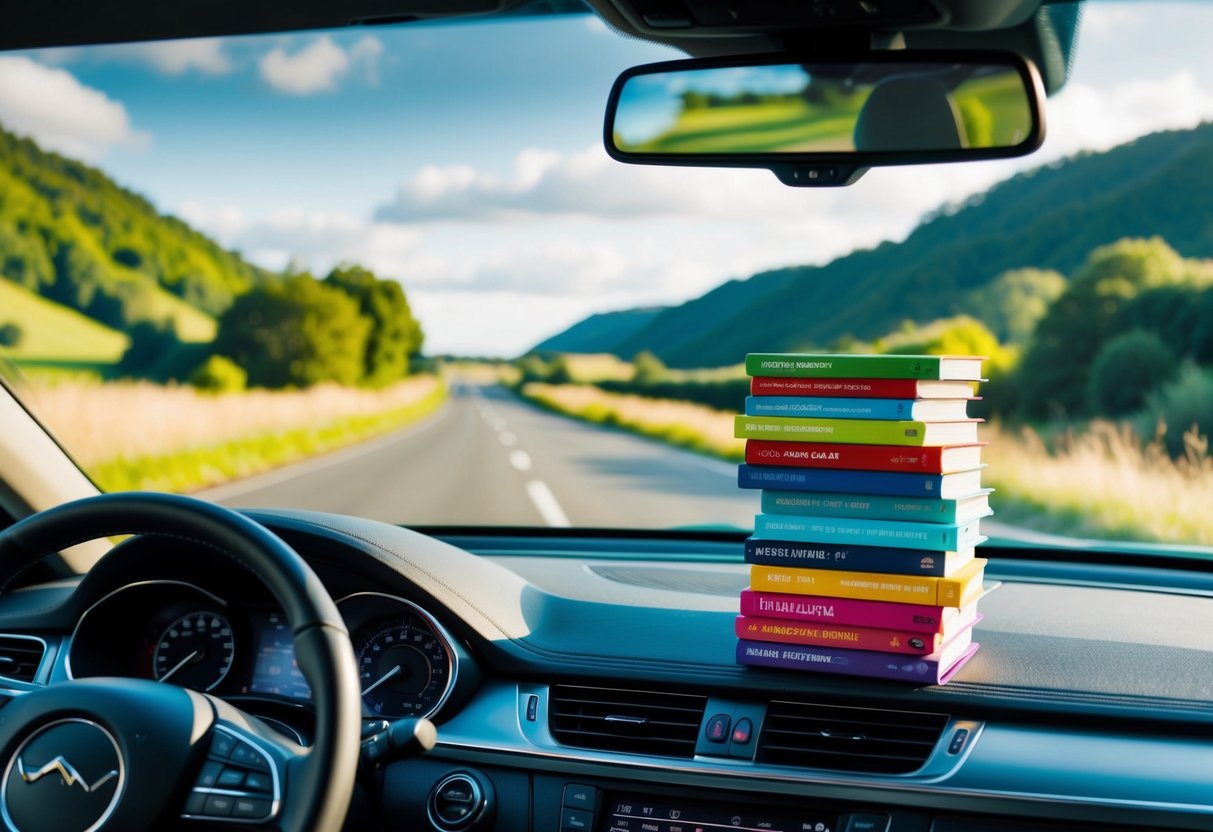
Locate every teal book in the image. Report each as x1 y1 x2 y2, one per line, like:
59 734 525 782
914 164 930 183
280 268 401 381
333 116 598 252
761 489 994 525
735 415 981 446
745 353 985 381
753 513 987 552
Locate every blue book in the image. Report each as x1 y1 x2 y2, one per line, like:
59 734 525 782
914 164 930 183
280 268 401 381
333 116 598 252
737 464 984 499
736 637 980 684
744 538 978 577
744 396 971 421
761 489 993 525
753 513 986 552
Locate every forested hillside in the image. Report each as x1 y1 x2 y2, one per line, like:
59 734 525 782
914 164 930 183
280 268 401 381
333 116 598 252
0 126 267 338
540 123 1213 367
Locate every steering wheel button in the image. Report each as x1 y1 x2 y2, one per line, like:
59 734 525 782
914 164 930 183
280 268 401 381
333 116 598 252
196 760 223 788
243 770 272 793
230 742 270 771
203 794 236 817
217 767 246 788
184 790 207 816
231 798 272 819
210 732 237 759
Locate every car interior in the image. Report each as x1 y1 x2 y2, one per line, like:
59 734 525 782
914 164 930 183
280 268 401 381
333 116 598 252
1 1 1213 831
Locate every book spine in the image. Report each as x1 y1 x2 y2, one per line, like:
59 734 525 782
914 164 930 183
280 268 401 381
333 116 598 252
744 396 914 420
745 538 954 576
754 514 980 551
749 563 984 607
750 377 925 398
735 415 933 446
738 465 945 498
760 490 962 523
746 354 941 379
745 440 944 472
739 589 948 632
735 639 950 681
736 616 939 654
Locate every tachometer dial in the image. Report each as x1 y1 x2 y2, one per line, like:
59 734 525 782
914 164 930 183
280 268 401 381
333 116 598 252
152 610 235 692
354 615 452 719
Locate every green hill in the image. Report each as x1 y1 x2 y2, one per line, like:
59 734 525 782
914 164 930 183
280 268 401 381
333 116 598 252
0 277 129 363
532 307 664 354
0 125 266 340
540 123 1213 367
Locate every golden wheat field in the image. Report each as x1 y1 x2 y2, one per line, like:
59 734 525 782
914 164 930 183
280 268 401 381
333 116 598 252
18 376 443 466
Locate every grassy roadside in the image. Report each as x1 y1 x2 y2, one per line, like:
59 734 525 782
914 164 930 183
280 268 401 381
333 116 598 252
521 381 744 461
516 382 1213 547
59 378 446 494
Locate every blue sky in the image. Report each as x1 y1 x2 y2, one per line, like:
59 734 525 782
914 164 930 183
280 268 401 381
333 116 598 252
2 3 1212 355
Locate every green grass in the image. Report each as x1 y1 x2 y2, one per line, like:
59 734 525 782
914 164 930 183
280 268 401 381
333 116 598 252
630 98 864 154
90 382 447 493
146 289 217 342
0 278 129 362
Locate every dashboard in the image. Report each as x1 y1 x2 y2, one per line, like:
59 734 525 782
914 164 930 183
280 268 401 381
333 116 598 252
1 509 1213 831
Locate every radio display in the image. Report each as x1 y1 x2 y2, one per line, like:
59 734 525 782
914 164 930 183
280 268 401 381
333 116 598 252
599 794 839 832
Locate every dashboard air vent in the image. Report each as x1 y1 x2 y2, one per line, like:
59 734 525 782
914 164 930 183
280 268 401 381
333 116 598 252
757 700 949 774
549 685 708 758
0 636 46 683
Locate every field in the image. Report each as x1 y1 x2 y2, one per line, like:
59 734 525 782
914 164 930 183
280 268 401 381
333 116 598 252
18 375 446 493
517 382 1213 548
0 279 130 364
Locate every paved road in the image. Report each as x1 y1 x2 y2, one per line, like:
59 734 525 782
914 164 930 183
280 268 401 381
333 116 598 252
202 383 755 529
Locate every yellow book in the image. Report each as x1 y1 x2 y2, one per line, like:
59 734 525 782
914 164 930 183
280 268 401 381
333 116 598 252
749 558 986 608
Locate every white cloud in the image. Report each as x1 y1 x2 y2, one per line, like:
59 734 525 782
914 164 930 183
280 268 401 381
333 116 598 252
112 39 231 75
1042 71 1213 158
258 35 383 95
0 56 149 160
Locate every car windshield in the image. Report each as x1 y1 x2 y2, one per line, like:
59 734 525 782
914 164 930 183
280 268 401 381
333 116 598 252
0 1 1211 556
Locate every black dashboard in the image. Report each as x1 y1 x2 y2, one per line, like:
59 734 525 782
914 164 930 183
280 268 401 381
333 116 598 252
1 509 1212 831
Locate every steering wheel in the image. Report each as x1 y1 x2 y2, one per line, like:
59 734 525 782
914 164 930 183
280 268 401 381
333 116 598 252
0 492 361 832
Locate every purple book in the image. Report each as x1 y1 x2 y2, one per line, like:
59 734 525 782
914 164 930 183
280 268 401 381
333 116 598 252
736 636 979 684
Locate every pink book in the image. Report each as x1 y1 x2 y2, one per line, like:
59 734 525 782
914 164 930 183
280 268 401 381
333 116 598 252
739 587 982 634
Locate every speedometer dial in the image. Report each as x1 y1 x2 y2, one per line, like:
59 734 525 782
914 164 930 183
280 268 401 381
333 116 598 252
152 610 235 692
353 615 452 719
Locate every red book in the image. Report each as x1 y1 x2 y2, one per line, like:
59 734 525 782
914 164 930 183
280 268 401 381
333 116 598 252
745 440 985 474
750 376 977 399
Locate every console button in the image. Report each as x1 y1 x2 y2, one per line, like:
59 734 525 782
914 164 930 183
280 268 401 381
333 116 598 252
526 694 539 722
183 790 206 816
947 727 970 754
705 713 731 743
562 784 599 812
560 808 593 831
845 813 891 832
731 718 753 745
230 742 270 771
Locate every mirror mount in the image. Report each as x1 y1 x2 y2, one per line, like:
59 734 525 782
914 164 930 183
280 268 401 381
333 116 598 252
772 164 868 188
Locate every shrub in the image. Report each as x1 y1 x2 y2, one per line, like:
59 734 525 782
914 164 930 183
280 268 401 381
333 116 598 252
1086 330 1176 416
1138 364 1213 457
189 355 248 394
0 322 22 348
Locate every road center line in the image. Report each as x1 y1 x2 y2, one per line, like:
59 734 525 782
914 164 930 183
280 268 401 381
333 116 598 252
525 480 570 528
508 450 532 471
498 431 517 446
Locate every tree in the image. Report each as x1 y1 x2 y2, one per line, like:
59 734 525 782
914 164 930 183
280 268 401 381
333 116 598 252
213 275 371 388
631 351 666 384
188 355 247 394
0 322 22 348
1017 237 1193 417
964 268 1065 344
1086 330 1177 416
324 266 424 387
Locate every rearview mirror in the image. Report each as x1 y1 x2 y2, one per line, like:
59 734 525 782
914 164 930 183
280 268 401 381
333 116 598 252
604 51 1045 186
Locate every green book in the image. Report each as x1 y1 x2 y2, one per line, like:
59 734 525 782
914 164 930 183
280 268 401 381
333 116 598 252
735 415 981 446
745 353 985 381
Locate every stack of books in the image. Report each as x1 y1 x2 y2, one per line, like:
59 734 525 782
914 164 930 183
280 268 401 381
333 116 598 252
733 352 989 684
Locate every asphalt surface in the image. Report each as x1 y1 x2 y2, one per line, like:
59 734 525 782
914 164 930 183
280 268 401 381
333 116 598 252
202 383 755 529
